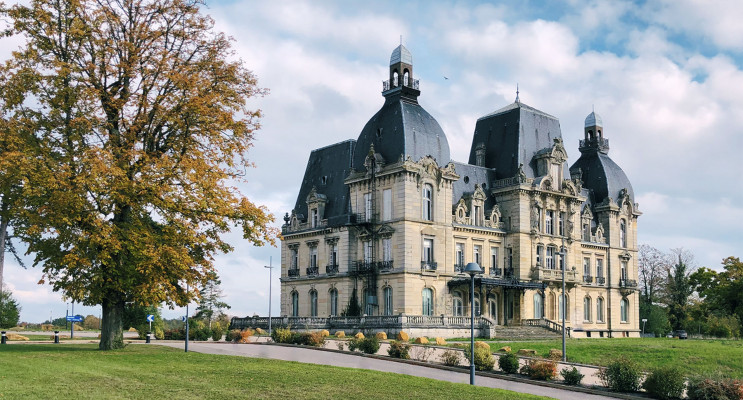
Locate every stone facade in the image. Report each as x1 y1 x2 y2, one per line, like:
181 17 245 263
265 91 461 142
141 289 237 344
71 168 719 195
278 45 641 338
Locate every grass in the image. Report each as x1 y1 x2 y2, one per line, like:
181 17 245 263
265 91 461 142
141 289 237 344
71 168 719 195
479 338 743 377
13 334 95 341
0 344 548 399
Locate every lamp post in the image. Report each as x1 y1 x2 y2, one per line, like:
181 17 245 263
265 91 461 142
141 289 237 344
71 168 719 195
185 282 189 353
642 318 647 336
464 262 483 386
265 256 274 335
558 238 567 362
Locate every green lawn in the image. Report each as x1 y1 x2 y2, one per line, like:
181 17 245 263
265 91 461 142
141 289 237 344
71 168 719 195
17 334 95 341
479 338 743 377
0 344 547 399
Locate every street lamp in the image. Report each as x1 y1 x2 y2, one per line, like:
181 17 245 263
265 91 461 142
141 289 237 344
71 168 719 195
642 318 648 336
464 262 483 386
557 238 567 362
265 256 274 335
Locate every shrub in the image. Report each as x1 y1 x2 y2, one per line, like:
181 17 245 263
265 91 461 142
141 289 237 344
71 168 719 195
560 367 584 386
642 366 686 400
498 352 520 374
225 329 242 342
358 336 380 354
440 349 461 366
298 331 325 347
687 377 743 400
211 323 225 342
237 329 254 344
597 356 642 392
387 340 411 359
164 328 185 340
271 327 292 344
463 346 495 371
336 341 345 351
520 360 557 380
411 345 435 362
347 337 359 352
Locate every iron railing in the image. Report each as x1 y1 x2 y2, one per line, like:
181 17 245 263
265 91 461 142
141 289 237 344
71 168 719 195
421 261 437 272
288 268 299 277
326 264 338 275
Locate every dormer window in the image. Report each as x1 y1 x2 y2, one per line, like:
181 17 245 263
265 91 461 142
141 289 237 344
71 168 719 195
474 205 482 225
311 208 319 228
545 210 554 235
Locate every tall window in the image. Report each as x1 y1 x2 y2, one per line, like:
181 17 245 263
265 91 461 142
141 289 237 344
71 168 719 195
596 297 604 322
474 245 482 265
383 287 393 316
583 297 591 321
545 210 554 234
364 193 372 221
309 246 318 268
621 260 628 281
488 294 497 320
558 212 565 236
329 289 338 316
291 248 298 268
474 205 482 225
558 250 565 271
534 293 543 319
535 207 542 231
455 243 464 267
382 238 392 262
620 220 627 248
422 288 433 316
310 290 318 317
546 247 555 269
507 248 513 269
311 208 318 228
363 241 373 263
422 184 433 221
536 245 543 266
583 223 590 241
597 259 604 280
364 288 375 316
330 243 338 266
620 298 629 322
291 291 299 317
452 291 463 316
383 189 392 221
474 297 481 316
422 238 434 265
490 247 498 269
583 257 591 277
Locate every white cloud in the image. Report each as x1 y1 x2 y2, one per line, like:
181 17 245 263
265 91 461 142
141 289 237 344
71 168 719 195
644 0 743 51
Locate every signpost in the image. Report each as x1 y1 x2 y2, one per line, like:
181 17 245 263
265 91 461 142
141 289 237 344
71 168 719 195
146 314 154 333
66 315 83 322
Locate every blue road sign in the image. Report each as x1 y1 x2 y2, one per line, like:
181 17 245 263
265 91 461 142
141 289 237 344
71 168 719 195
66 315 83 322
181 316 187 322
146 314 155 322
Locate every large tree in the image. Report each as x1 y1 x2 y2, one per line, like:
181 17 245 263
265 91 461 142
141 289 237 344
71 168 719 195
0 0 276 349
194 272 229 328
638 244 669 305
663 249 696 331
690 257 743 336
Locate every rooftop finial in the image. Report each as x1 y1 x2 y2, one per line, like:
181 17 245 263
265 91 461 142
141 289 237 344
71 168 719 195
400 35 402 45
515 83 520 103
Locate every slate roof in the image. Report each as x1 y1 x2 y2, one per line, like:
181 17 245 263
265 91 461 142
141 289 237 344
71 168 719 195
467 101 569 181
293 140 356 227
451 162 498 210
352 92 450 171
570 151 634 204
390 44 413 65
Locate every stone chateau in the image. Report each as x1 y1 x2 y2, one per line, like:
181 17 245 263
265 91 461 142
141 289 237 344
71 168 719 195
277 44 641 338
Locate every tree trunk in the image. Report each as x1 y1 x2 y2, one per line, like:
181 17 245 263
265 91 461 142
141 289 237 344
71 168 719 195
0 199 8 293
99 296 125 350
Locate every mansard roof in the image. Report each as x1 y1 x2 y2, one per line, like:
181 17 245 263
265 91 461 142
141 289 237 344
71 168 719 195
570 151 634 204
451 162 497 210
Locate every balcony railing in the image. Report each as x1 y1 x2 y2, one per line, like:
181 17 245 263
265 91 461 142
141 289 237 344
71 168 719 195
288 268 299 277
378 260 394 271
583 275 593 283
326 264 338 275
421 261 437 272
454 263 465 273
382 77 420 92
619 278 637 288
490 267 502 277
306 266 319 276
351 212 378 224
596 277 606 285
536 268 578 283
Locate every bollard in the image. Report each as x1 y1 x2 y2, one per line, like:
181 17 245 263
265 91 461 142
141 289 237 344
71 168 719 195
54 330 60 344
1 331 6 344
146 332 152 344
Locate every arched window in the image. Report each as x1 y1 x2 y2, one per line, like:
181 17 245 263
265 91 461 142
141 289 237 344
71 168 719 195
596 297 604 322
620 220 627 248
422 184 433 221
548 292 556 320
474 296 481 317
584 297 592 322
393 70 399 86
452 291 463 316
534 293 543 319
488 294 498 321
291 291 299 317
403 70 409 86
383 287 393 316
620 298 629 323
422 288 433 316
310 290 318 317
364 288 375 316
329 289 338 316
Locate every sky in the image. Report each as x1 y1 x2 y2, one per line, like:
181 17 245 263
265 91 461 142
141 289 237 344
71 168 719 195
3 0 743 323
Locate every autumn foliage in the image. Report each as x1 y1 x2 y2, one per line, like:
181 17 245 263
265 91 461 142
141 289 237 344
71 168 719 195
0 0 277 349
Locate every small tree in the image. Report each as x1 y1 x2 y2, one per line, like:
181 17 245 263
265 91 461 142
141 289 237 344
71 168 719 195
664 250 696 331
194 272 230 328
0 288 21 328
342 288 362 317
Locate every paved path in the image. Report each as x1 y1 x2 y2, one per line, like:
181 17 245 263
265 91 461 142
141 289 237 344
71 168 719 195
158 342 614 400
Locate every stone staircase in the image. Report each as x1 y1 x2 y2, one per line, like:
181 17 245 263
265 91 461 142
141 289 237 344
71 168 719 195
493 324 562 340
